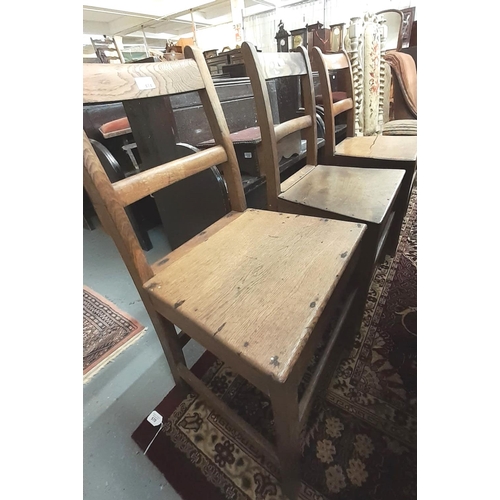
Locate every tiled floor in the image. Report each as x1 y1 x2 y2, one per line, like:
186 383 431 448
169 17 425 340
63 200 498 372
83 219 205 500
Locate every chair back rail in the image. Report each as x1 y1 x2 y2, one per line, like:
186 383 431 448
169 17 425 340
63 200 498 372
313 47 356 154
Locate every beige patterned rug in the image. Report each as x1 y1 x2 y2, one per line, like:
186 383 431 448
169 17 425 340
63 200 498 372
83 286 146 382
133 189 417 499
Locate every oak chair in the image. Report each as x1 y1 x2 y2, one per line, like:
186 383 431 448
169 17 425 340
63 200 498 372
312 47 417 236
242 41 405 313
83 45 369 500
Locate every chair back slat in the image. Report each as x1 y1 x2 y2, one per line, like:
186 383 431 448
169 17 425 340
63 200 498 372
256 52 308 80
313 47 356 160
321 51 350 71
83 59 205 103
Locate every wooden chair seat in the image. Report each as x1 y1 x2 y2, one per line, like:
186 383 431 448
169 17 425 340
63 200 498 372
335 135 417 162
279 164 404 224
145 208 364 383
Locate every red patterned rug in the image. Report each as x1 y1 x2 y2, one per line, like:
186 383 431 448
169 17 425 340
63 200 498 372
83 286 146 381
132 190 417 499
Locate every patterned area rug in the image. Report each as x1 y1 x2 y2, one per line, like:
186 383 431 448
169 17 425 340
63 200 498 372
132 190 417 500
83 286 146 381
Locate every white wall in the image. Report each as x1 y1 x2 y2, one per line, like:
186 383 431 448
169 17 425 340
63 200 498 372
177 0 417 54
193 22 237 52
244 0 417 52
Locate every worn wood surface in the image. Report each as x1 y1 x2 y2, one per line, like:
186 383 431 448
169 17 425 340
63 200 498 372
274 116 312 142
335 135 417 161
84 49 368 500
144 209 365 383
151 211 243 275
256 52 307 79
113 146 228 207
83 59 205 103
297 45 319 167
242 42 281 210
321 50 350 70
280 164 405 224
270 381 301 500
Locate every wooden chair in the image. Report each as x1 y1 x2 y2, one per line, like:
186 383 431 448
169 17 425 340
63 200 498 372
83 45 369 500
241 41 405 309
376 9 404 51
312 47 417 237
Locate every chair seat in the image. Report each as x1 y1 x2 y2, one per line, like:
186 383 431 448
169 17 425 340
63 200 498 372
335 135 417 162
382 119 417 136
279 165 405 224
144 209 365 383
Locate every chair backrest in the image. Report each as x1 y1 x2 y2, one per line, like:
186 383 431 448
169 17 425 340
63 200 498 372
312 47 355 159
376 9 404 51
83 45 247 296
385 51 417 119
241 41 317 211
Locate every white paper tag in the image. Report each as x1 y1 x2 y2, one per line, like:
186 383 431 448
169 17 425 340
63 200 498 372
147 410 163 426
135 77 156 90
244 152 252 159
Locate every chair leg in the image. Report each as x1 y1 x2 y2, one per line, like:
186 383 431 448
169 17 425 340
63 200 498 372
154 313 190 395
270 381 301 500
347 224 380 338
385 164 415 256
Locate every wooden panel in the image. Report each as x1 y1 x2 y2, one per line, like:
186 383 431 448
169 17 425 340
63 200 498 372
113 146 228 207
322 51 350 70
280 164 316 192
335 135 417 162
256 52 307 79
83 59 205 104
280 164 405 224
144 209 365 383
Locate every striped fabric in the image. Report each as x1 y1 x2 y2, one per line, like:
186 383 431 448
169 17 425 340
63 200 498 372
382 119 417 136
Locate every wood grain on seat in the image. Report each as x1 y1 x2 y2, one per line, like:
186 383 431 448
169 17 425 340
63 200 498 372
335 135 417 162
280 165 405 224
144 209 365 383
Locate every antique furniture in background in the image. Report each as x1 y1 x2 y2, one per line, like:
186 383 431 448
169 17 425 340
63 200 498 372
376 9 403 51
344 13 396 136
307 22 331 55
329 22 346 52
401 7 416 48
312 47 417 248
290 26 308 49
83 46 368 500
275 20 290 52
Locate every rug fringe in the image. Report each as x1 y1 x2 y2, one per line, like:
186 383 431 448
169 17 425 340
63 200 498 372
83 327 148 384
